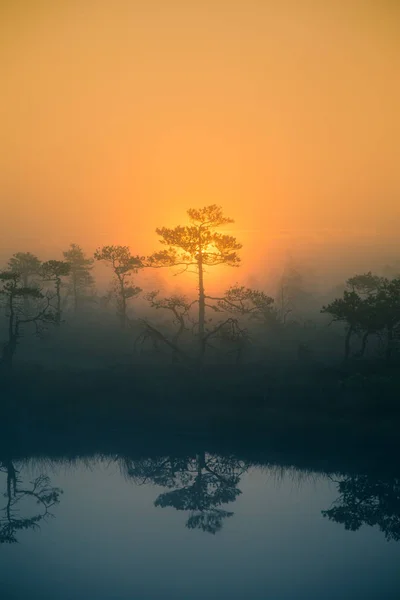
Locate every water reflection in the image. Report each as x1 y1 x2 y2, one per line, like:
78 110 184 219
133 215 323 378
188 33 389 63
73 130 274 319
1 451 400 545
1 452 399 600
0 459 62 544
322 474 400 542
123 452 248 534
122 453 400 540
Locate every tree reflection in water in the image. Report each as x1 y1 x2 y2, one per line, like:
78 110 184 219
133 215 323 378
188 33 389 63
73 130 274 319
322 474 400 542
2 451 399 544
0 460 62 544
123 452 249 534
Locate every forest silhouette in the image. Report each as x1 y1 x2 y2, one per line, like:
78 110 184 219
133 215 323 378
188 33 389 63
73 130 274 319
1 205 400 452
1 205 399 367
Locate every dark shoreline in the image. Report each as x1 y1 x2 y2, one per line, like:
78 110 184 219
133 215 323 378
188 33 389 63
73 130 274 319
1 362 399 475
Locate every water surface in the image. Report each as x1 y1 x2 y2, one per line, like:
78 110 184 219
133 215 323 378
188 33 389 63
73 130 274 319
1 452 399 599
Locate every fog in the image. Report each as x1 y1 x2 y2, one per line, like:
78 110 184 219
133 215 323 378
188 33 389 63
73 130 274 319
1 0 400 405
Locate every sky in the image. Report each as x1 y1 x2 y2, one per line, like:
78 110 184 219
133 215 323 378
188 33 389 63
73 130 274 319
1 0 399 291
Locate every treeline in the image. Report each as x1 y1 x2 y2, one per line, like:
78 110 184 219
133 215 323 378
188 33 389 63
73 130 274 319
1 205 399 369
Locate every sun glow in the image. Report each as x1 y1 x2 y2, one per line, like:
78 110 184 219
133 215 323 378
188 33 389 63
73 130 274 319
0 0 399 285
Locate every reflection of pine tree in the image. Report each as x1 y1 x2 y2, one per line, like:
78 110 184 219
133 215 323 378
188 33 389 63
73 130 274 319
123 453 248 534
0 461 62 544
123 456 189 488
322 475 400 542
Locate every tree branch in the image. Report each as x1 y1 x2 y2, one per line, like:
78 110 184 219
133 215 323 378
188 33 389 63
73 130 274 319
136 320 193 363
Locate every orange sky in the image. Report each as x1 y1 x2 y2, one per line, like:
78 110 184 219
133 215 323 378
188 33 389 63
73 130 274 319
1 0 400 291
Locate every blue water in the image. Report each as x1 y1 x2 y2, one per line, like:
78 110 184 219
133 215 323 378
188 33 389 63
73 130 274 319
1 457 399 599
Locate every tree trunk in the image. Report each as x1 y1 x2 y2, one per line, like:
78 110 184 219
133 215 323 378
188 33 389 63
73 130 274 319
358 331 369 358
23 273 29 315
118 276 127 328
344 325 353 363
8 292 14 346
386 326 393 364
56 278 61 325
73 273 78 313
6 460 17 501
1 294 17 370
197 250 205 361
2 335 17 370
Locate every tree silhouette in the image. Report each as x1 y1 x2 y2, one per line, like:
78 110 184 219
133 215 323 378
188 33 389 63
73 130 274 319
321 291 366 362
94 245 143 328
41 260 71 325
322 474 400 542
8 252 41 315
322 274 400 362
0 271 56 369
216 286 277 324
148 205 242 359
347 272 385 297
344 272 387 357
63 244 95 313
8 252 41 287
124 452 248 534
142 291 196 362
374 278 400 363
0 460 62 544
205 316 250 364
